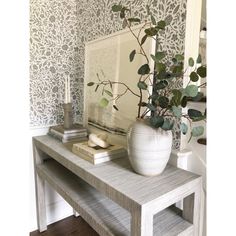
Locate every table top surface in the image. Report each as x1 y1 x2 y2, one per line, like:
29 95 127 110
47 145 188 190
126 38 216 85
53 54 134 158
33 135 200 206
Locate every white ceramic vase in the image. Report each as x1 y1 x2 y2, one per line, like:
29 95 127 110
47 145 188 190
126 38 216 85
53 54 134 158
127 119 173 176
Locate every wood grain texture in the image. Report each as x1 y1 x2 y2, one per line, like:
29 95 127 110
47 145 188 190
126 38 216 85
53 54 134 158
30 215 99 236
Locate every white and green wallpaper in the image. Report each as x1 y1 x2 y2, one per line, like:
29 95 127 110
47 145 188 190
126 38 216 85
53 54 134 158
30 0 187 148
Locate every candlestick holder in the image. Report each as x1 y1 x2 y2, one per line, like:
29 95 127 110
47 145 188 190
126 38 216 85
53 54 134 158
63 103 73 129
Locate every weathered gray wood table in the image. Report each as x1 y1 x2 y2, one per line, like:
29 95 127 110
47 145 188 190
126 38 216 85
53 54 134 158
33 135 202 236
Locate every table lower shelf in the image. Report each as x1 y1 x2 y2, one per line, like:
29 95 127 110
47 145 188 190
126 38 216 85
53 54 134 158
37 159 193 236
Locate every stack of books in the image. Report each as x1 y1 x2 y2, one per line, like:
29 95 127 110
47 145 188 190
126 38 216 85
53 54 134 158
48 124 88 143
72 141 127 164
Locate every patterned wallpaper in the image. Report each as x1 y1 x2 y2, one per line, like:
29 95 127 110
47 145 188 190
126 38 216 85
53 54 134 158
30 0 187 148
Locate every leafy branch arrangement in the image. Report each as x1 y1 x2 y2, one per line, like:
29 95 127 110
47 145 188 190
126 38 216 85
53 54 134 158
87 3 207 140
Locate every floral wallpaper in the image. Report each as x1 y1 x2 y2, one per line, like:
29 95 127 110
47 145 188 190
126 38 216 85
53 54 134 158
30 0 186 149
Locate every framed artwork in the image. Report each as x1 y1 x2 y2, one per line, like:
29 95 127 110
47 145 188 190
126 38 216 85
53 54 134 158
83 24 155 142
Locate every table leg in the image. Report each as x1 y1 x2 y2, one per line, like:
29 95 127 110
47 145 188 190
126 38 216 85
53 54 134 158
73 209 79 217
131 207 153 236
183 185 201 236
33 144 47 232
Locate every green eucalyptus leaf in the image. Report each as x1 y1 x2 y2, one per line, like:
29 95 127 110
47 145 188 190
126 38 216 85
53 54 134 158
128 18 141 23
180 123 188 135
99 98 109 107
191 116 206 122
181 96 188 108
113 105 119 111
188 109 202 119
104 90 113 97
87 82 95 86
191 126 204 137
150 116 164 128
141 34 148 45
188 57 194 67
157 71 171 80
172 65 183 74
144 27 158 36
138 64 150 75
197 66 207 78
185 85 198 97
151 15 156 25
156 80 168 90
157 20 166 29
158 96 169 108
172 57 178 64
151 54 157 62
196 54 202 64
162 119 174 131
192 92 204 101
156 63 166 72
175 54 184 61
172 106 182 118
190 71 199 82
129 50 136 62
149 92 159 102
112 4 123 12
137 81 148 90
171 89 182 106
156 51 165 61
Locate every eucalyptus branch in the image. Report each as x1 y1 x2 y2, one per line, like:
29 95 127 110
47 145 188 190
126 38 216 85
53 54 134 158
141 108 151 118
198 82 206 88
161 107 169 116
98 80 140 97
138 88 143 118
182 115 192 127
143 73 151 82
137 22 148 39
125 17 150 64
111 88 129 101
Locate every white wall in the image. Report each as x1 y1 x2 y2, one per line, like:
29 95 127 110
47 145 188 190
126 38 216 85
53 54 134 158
29 127 73 232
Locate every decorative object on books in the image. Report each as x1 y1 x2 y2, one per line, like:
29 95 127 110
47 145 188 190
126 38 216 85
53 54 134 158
87 3 207 176
48 124 88 143
88 133 110 148
72 141 127 164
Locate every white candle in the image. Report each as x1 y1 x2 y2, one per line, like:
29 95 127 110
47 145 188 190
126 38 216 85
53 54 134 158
64 77 68 103
68 75 71 103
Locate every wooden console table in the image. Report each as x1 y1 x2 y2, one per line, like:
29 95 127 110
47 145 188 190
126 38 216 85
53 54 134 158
33 135 202 236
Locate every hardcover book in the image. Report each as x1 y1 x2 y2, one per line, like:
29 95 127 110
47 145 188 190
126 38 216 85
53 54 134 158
49 128 87 139
72 149 125 164
72 141 127 164
48 132 88 143
51 124 87 134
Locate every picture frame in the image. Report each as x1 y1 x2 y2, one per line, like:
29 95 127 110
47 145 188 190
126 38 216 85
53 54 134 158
83 23 155 145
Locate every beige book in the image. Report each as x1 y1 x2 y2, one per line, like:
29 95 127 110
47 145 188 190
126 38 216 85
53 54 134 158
72 141 127 159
